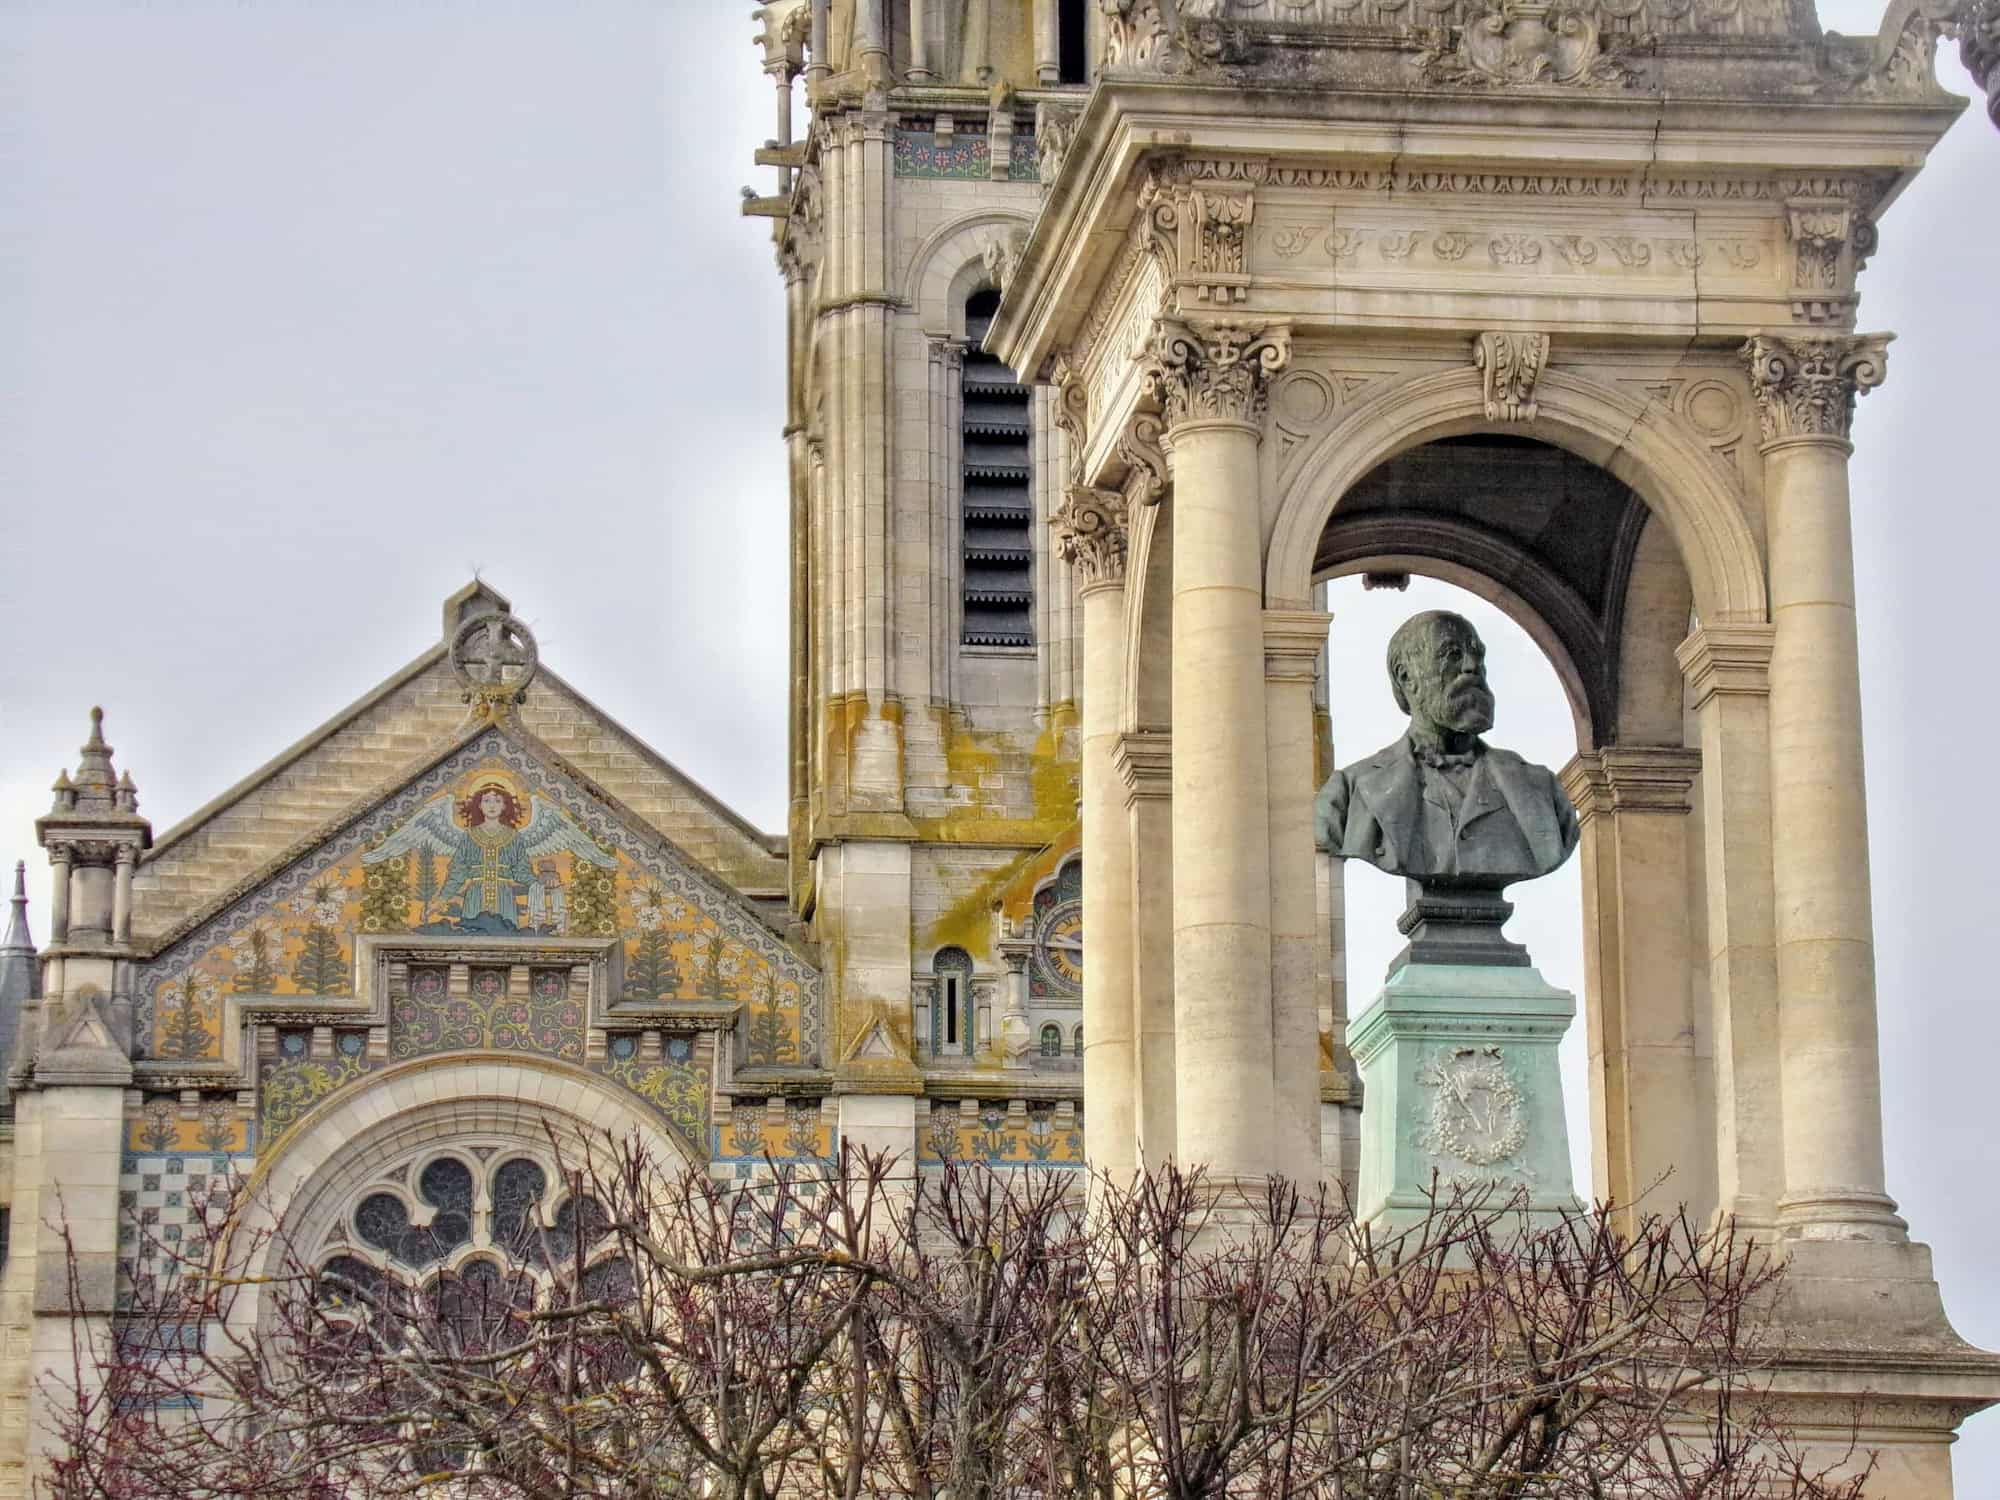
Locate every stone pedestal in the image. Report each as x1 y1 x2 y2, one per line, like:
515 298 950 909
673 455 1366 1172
1347 962 1581 1235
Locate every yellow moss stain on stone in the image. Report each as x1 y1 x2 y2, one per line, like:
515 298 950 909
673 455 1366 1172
907 701 1079 847
921 820 1081 962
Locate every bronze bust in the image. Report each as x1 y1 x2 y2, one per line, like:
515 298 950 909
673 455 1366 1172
1314 610 1578 888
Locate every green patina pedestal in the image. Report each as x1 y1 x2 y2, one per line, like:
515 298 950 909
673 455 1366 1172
1347 961 1583 1235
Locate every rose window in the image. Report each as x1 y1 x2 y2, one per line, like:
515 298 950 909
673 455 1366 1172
313 1145 635 1346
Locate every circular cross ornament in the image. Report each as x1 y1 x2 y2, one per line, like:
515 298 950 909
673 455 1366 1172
451 611 540 713
1033 898 1083 993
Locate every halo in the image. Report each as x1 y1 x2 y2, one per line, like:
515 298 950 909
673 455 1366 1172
455 768 529 824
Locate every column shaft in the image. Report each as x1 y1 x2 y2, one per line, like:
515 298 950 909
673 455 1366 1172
1118 734 1175 1166
1080 573 1135 1180
1764 434 1899 1239
1169 419 1274 1180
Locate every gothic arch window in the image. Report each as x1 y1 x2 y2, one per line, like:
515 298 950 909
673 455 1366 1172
1058 0 1089 84
1072 1023 1083 1059
932 946 975 1058
961 289 1033 647
1039 1023 1063 1059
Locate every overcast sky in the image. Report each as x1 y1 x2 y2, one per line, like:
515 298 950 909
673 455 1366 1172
5 1 1997 1483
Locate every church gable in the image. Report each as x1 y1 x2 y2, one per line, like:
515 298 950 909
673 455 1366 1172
130 584 788 949
134 728 823 1087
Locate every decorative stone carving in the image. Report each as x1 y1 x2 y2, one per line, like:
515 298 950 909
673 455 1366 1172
1188 188 1253 303
450 609 540 718
1966 0 2000 125
1418 1045 1529 1168
1051 486 1130 588
1142 320 1292 431
1415 5 1640 89
1100 0 1169 70
1117 411 1170 503
982 229 1025 293
1781 197 1873 323
1472 331 1550 423
1049 354 1089 476
1034 103 1080 186
1743 332 1891 444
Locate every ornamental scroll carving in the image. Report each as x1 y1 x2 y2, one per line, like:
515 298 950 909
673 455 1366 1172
1136 173 1256 304
1051 486 1131 587
1473 332 1550 423
1415 5 1641 88
1142 320 1292 431
1743 333 1891 444
1050 354 1089 478
1118 412 1171 504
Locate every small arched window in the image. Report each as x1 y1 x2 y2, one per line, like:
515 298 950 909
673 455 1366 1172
933 947 975 1058
1039 1024 1063 1059
1058 0 1089 84
961 289 1033 648
1072 1024 1084 1059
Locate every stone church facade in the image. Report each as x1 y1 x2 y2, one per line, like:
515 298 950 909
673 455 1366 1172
4 0 2000 1493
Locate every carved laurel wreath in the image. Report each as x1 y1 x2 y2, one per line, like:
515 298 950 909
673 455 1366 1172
1417 1046 1529 1168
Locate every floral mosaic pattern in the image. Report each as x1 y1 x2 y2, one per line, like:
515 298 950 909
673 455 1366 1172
713 1101 836 1167
598 1035 709 1153
136 732 823 1065
893 128 1038 180
259 1031 373 1140
920 1104 1084 1167
391 965 585 1062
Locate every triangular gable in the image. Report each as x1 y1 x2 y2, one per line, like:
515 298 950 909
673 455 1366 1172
134 727 822 1072
132 640 786 946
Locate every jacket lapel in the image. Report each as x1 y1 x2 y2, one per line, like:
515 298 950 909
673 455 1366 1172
1358 745 1423 871
1489 754 1560 869
1456 754 1509 831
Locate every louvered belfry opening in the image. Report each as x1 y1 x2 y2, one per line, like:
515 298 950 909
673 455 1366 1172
960 289 1033 648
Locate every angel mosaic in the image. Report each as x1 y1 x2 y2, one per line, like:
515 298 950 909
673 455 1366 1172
363 771 616 934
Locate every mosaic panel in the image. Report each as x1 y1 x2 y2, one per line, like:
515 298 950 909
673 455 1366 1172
391 964 584 1062
711 1100 837 1167
893 128 1038 180
258 1030 375 1141
137 731 823 1066
919 1103 1084 1167
597 1031 709 1152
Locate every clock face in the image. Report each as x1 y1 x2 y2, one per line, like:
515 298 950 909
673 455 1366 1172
1035 899 1083 992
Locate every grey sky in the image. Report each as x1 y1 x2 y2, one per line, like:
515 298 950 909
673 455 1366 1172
4 1 1996 1483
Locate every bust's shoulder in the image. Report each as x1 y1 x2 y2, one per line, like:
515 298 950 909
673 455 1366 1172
1342 740 1414 783
1481 745 1559 787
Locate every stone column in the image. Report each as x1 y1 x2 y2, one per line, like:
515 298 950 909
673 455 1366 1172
45 847 70 947
1264 609 1333 1184
1561 747 1712 1233
1150 321 1289 1184
807 0 831 86
1744 332 1904 1243
1116 733 1175 1166
907 0 934 80
1035 0 1060 82
1053 485 1136 1182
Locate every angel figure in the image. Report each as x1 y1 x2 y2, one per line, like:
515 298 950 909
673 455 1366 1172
363 773 616 933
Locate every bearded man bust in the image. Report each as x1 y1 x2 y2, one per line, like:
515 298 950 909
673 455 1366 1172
1314 610 1578 885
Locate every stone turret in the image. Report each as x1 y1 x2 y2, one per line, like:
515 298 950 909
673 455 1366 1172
34 708 151 951
0 863 37 1094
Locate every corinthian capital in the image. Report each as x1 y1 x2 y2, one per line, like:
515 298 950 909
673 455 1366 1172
1743 332 1891 446
1141 320 1292 433
1051 486 1130 588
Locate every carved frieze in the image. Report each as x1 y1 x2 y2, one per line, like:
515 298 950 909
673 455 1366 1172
1050 486 1131 587
1743 333 1891 444
1473 332 1551 422
1142 320 1292 431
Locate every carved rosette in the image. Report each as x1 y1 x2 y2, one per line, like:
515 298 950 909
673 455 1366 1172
1051 486 1131 588
1472 331 1550 423
1743 333 1891 445
1142 320 1292 433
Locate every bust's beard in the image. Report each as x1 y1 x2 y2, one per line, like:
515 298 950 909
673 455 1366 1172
1440 680 1495 736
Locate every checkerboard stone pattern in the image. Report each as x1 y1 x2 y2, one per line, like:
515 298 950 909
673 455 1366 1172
117 1152 253 1310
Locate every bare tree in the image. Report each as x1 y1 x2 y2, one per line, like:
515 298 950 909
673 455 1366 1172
44 1146 1871 1500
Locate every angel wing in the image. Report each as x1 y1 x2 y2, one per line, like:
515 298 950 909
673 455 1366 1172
518 800 618 868
362 800 467 865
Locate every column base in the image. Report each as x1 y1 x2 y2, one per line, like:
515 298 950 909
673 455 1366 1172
1347 962 1582 1236
1779 1186 1909 1243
